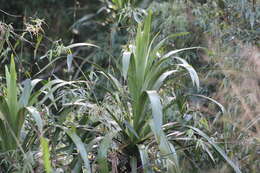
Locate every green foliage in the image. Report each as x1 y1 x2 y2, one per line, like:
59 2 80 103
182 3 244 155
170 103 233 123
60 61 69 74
65 128 91 172
0 0 259 172
95 12 241 173
0 56 31 151
40 137 52 173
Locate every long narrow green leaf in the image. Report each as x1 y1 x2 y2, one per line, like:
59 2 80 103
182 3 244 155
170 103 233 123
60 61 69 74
124 120 140 139
40 137 52 173
146 91 162 134
65 129 91 173
16 108 26 136
152 70 177 90
98 71 123 93
151 32 190 56
144 65 172 90
97 133 115 173
0 96 16 150
5 55 18 130
34 34 43 59
178 63 199 89
146 91 180 173
162 47 202 59
149 47 201 77
0 102 10 150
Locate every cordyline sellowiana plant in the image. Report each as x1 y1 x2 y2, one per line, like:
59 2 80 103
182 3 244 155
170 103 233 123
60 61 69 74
97 11 197 173
0 56 73 152
97 11 242 173
0 56 80 172
0 56 36 151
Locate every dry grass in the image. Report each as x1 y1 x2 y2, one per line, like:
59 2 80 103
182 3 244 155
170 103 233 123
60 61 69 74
202 36 260 172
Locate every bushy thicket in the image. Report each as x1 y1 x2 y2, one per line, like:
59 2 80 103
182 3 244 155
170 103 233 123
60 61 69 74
0 0 259 172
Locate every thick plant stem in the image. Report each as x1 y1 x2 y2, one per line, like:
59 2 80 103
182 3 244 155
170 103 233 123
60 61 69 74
130 156 138 173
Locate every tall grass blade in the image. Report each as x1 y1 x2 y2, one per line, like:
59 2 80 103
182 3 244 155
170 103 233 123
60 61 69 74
97 133 114 173
65 129 91 173
5 55 18 131
40 137 52 173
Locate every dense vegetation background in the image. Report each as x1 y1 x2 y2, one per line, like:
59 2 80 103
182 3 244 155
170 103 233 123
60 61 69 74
0 0 259 172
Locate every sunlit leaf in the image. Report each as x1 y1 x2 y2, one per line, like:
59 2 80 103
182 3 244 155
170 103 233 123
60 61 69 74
40 137 52 173
67 53 73 72
122 51 132 80
66 42 99 49
147 90 180 173
26 106 44 133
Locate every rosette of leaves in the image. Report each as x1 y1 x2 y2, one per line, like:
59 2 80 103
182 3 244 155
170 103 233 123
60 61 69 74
96 11 241 173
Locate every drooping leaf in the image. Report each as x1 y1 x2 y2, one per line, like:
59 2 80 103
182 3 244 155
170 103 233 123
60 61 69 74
152 70 177 90
146 90 180 173
174 56 200 90
178 63 199 90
